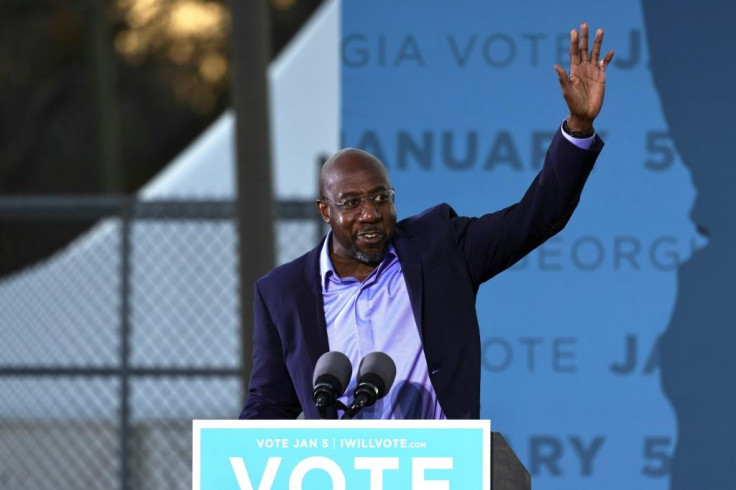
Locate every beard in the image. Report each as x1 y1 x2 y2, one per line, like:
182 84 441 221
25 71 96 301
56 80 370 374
351 240 389 266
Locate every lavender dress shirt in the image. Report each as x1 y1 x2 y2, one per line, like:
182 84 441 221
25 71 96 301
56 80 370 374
320 235 446 419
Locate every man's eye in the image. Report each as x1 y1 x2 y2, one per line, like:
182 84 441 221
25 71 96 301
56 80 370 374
342 199 361 209
372 193 388 202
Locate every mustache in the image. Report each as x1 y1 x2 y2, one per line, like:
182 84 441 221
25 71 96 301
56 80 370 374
355 228 385 236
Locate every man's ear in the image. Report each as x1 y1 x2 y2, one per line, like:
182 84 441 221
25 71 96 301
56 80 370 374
316 200 330 224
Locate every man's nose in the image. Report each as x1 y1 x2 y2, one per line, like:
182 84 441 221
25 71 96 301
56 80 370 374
358 199 381 221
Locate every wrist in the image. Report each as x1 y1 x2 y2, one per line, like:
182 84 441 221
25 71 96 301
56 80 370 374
563 117 595 138
566 115 594 133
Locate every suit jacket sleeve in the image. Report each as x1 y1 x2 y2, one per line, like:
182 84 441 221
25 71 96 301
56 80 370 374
451 128 603 289
239 281 302 419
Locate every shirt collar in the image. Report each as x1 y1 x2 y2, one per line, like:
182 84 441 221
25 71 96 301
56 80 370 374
319 232 397 292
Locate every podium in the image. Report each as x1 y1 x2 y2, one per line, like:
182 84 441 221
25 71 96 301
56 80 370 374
490 432 531 490
194 420 530 489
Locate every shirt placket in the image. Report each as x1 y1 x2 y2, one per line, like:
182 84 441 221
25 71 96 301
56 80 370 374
354 276 376 358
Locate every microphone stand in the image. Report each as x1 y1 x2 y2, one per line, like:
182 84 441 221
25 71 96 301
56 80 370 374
315 395 348 419
340 386 377 420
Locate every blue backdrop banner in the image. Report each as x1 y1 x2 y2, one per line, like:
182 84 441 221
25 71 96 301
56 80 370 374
341 1 703 489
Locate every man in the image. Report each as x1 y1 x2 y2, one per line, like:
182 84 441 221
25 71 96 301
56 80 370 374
240 23 614 419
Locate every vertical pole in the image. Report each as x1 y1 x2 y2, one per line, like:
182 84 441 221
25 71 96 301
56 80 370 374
119 199 132 490
228 0 275 404
88 0 123 193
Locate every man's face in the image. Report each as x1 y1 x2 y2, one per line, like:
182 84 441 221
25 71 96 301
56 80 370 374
318 152 396 267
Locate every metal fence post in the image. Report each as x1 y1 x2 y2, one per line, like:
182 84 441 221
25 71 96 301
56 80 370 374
119 198 132 490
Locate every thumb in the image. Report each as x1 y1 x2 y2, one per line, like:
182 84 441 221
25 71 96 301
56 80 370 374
553 65 570 90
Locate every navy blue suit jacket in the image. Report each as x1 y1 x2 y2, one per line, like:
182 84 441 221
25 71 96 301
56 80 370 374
240 130 603 419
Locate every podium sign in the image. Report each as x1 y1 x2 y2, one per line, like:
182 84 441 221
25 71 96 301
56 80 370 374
194 420 491 490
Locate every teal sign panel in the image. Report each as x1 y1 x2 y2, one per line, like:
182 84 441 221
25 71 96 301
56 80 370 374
195 420 490 489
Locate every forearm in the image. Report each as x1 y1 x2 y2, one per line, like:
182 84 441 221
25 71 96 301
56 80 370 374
459 127 603 285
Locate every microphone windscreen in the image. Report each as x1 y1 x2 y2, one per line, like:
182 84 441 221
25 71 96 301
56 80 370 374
357 351 397 396
313 351 352 396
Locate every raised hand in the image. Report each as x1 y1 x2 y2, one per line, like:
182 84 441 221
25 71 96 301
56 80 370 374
554 23 614 131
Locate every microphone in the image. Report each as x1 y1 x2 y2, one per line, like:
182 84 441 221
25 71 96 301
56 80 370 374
342 351 397 420
312 351 352 419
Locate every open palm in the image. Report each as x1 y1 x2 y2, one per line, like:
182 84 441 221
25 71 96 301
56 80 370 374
554 23 614 130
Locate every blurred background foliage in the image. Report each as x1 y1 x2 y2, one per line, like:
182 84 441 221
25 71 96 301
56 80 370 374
0 0 321 275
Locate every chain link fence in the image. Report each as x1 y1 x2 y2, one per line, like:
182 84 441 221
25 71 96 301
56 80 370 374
0 197 322 489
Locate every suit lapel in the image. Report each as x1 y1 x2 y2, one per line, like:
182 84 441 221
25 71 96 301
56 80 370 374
297 246 330 368
393 228 424 335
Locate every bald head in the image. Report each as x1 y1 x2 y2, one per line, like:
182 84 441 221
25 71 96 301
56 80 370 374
319 148 390 199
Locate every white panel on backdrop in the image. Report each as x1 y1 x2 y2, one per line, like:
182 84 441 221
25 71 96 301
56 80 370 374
141 0 340 199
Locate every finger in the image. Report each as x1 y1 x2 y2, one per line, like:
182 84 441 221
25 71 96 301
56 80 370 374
554 64 570 89
600 50 614 70
579 23 589 62
590 28 603 63
570 28 580 65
